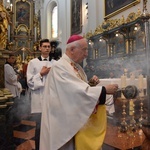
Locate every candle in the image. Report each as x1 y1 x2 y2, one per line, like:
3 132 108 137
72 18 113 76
124 68 128 76
121 74 126 88
130 73 135 85
22 47 25 62
130 73 135 80
138 74 144 89
138 74 144 96
10 3 13 12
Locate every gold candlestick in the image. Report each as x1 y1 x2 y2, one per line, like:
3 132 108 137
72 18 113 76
138 96 144 128
120 99 128 133
128 99 137 133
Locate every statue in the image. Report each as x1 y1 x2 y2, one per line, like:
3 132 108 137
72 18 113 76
102 19 110 31
0 4 11 50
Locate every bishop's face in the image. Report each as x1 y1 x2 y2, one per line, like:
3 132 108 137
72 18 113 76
39 42 51 57
72 39 88 63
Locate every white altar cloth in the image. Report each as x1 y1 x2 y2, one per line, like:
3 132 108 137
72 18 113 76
99 78 147 89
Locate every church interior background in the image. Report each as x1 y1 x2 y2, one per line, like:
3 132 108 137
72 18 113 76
0 0 150 149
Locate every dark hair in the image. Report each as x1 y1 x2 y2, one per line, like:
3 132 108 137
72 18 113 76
6 54 15 64
39 39 50 46
8 54 15 58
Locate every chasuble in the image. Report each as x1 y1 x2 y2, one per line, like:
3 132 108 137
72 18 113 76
40 54 106 150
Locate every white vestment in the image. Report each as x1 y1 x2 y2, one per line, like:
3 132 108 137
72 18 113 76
27 58 55 113
40 54 104 150
4 63 22 98
105 95 115 114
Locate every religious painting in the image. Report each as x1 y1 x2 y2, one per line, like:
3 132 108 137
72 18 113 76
105 0 140 19
12 0 35 55
16 1 30 27
71 0 82 35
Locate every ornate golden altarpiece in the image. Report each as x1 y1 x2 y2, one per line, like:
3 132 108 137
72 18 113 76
10 0 41 58
84 9 147 79
0 0 41 88
0 1 12 88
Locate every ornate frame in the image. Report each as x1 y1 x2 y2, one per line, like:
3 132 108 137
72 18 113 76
104 0 140 19
11 0 34 50
71 0 82 35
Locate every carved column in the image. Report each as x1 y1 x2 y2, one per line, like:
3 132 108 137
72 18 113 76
0 56 5 88
141 0 150 149
0 3 16 149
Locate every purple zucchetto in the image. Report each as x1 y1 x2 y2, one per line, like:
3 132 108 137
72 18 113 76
67 35 84 44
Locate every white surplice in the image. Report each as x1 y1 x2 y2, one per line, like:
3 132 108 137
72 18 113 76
40 54 103 150
4 63 22 98
27 58 55 113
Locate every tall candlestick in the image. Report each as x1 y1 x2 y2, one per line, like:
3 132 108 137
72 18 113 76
129 99 134 116
138 74 144 88
138 74 144 96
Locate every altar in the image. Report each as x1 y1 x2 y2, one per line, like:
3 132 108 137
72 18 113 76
103 123 145 150
99 78 148 150
99 78 147 89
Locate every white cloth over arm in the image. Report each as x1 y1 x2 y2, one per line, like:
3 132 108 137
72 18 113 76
40 55 103 150
105 95 115 114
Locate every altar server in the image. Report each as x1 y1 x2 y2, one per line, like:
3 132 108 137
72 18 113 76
27 39 55 150
4 54 22 98
40 35 118 150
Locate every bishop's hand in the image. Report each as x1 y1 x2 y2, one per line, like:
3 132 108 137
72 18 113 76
88 75 100 86
105 84 118 94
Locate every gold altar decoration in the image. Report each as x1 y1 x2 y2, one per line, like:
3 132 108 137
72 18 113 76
15 52 34 73
85 9 142 39
8 0 41 51
0 3 11 50
14 24 29 35
34 14 40 40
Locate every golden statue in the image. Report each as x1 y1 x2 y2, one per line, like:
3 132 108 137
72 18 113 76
0 4 11 50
